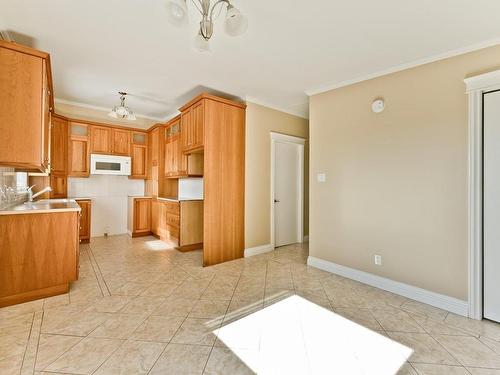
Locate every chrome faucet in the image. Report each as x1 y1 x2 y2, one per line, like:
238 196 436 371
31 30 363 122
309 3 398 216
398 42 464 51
27 185 52 202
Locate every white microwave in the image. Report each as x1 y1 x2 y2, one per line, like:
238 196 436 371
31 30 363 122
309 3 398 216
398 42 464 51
90 154 131 176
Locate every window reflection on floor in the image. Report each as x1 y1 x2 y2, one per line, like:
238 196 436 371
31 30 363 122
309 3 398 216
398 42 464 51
215 295 413 374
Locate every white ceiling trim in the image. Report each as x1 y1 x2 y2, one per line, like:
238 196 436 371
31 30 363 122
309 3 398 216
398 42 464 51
54 98 169 122
305 37 500 97
245 97 308 119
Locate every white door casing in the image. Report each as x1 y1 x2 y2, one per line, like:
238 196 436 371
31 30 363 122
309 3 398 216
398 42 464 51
270 132 305 248
465 69 500 320
483 90 500 323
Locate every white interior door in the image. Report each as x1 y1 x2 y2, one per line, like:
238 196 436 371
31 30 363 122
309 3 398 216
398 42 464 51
484 89 500 323
274 141 300 247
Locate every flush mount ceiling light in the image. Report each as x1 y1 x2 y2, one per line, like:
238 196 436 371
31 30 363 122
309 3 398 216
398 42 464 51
108 92 136 121
166 0 248 52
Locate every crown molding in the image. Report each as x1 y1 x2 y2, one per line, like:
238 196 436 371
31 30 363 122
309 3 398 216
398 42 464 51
245 97 309 120
54 98 170 122
305 37 500 96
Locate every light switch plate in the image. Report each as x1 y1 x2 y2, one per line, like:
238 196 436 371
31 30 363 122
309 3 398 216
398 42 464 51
317 173 326 183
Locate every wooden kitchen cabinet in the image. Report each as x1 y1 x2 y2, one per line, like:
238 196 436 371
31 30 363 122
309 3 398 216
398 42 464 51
130 132 148 179
165 117 203 178
90 125 112 154
131 144 147 179
51 116 68 175
145 127 164 197
153 199 203 251
68 122 90 177
112 128 130 156
0 210 79 307
75 199 91 243
165 119 181 177
181 100 204 153
127 197 151 237
50 173 67 198
0 40 53 172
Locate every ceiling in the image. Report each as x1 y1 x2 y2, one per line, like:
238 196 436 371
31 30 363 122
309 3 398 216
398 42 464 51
2 0 500 121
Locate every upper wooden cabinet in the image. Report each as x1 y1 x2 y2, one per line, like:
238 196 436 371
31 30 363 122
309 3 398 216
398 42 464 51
0 40 53 172
165 117 203 178
112 128 130 156
181 100 204 153
165 118 182 177
68 122 90 177
90 125 112 154
51 116 68 175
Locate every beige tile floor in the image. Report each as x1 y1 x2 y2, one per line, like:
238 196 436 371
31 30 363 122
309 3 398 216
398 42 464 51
1 235 500 374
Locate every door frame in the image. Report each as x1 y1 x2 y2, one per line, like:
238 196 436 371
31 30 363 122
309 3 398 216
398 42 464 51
465 69 500 320
270 132 306 248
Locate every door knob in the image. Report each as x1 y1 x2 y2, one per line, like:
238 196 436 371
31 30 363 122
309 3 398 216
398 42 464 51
274 199 280 203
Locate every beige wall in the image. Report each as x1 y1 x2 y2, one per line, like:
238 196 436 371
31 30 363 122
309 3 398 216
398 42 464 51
310 45 500 301
245 102 309 249
55 102 157 129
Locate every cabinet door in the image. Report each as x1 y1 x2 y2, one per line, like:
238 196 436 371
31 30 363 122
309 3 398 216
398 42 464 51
131 144 147 179
90 126 112 154
41 62 51 173
69 137 90 177
181 109 192 151
0 45 45 170
181 101 204 153
151 199 159 235
112 129 130 156
134 199 151 233
192 101 204 149
77 200 91 243
164 137 178 177
51 117 68 174
50 174 67 198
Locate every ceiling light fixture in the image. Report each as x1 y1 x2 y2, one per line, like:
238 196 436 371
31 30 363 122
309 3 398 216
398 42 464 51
108 92 136 121
166 0 248 52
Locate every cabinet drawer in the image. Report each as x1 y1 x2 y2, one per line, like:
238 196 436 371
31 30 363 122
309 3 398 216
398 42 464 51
166 213 179 228
163 201 180 215
166 225 179 239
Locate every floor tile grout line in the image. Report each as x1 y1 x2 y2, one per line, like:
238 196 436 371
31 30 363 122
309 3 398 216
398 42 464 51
200 259 247 374
18 311 35 373
88 244 111 296
38 330 86 372
27 310 45 374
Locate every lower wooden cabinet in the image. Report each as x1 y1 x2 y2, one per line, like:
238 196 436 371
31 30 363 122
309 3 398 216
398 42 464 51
127 197 152 237
0 210 79 307
75 199 91 243
152 198 203 251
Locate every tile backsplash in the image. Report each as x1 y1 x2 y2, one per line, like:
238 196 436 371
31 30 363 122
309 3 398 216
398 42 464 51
0 167 29 209
68 175 145 236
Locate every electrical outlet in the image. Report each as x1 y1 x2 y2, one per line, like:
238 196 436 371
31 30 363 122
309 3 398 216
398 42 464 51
374 255 382 266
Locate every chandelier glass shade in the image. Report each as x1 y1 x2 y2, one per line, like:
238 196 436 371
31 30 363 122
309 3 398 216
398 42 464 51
108 92 136 121
166 0 248 51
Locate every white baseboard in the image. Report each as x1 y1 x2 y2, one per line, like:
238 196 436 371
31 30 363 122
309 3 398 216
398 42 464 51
307 256 468 317
303 235 310 243
245 244 274 257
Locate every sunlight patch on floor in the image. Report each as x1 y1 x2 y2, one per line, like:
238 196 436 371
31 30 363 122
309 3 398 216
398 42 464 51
144 240 172 251
215 295 413 374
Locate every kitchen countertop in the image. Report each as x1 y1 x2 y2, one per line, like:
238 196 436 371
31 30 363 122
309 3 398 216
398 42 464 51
128 195 153 198
157 196 204 202
0 199 81 216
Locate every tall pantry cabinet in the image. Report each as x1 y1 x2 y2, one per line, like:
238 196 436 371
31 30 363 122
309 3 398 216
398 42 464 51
179 94 246 266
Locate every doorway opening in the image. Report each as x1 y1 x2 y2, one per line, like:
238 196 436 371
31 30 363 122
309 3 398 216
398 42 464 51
270 132 305 248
